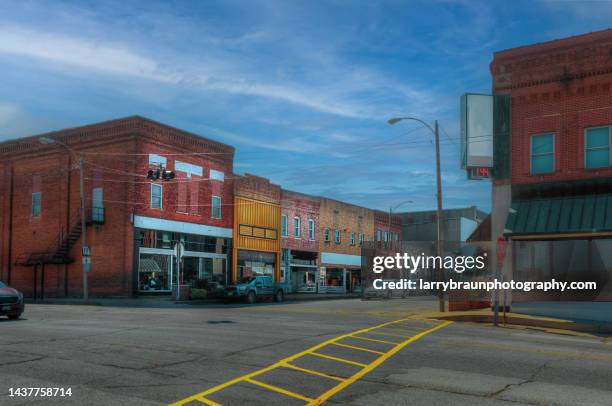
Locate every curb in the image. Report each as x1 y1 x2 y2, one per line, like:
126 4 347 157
431 312 612 335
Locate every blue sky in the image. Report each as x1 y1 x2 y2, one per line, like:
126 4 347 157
1 0 611 212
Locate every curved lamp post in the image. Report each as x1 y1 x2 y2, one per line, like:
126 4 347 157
388 117 444 312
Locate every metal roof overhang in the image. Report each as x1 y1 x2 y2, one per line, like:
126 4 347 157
505 194 612 240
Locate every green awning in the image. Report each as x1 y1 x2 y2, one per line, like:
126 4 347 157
505 194 612 237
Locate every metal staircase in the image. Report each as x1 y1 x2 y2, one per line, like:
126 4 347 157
15 207 104 266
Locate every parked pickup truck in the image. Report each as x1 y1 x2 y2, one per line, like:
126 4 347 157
224 275 286 304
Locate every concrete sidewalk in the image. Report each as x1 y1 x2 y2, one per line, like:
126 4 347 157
24 292 361 308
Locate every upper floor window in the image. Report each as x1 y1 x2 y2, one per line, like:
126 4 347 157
377 229 382 241
349 232 355 245
293 217 301 238
334 229 341 244
211 196 221 219
308 219 315 240
31 192 41 217
384 231 389 242
151 184 162 209
585 127 611 169
281 215 288 236
324 228 330 242
530 133 555 174
395 232 400 241
358 233 364 246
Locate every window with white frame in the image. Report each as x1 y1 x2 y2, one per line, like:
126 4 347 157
377 229 382 241
585 127 611 169
334 229 341 244
384 231 389 241
293 217 301 238
151 184 162 209
324 228 330 242
530 133 555 174
211 196 221 219
358 233 364 245
281 215 288 236
349 232 355 245
308 219 315 240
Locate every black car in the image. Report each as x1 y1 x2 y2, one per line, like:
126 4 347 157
0 281 24 320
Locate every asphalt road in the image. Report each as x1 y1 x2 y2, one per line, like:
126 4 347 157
0 297 611 406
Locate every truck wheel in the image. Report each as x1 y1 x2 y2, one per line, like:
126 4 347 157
8 314 21 320
274 290 284 302
246 291 256 304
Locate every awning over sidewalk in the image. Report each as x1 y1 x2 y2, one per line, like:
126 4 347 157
505 194 612 238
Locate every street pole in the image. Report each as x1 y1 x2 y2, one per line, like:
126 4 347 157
79 157 88 300
434 120 444 312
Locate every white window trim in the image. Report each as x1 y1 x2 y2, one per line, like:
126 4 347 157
151 184 163 209
293 217 301 239
211 195 222 219
308 219 315 240
584 126 611 169
281 214 288 236
349 232 355 245
530 132 555 174
334 229 341 244
324 228 330 242
358 233 363 246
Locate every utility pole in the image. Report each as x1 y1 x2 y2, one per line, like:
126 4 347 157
434 120 444 312
388 116 444 312
79 157 88 300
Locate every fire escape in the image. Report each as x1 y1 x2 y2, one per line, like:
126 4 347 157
15 207 105 266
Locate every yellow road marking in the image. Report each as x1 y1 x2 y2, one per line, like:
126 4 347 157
350 335 401 345
331 342 385 355
366 331 411 338
198 397 222 406
245 378 314 402
377 326 421 334
281 363 346 382
306 321 452 405
308 352 368 367
170 318 450 406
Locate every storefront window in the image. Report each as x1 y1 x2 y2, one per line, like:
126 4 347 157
326 268 343 286
182 257 227 288
138 253 172 291
237 250 276 280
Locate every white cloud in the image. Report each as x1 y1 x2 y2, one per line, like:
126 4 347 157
0 103 19 127
0 26 175 83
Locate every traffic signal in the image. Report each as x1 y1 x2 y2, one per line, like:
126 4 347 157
147 168 161 181
162 169 175 181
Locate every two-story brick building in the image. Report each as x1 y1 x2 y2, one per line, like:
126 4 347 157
0 116 234 298
280 190 319 293
317 198 374 293
490 30 612 301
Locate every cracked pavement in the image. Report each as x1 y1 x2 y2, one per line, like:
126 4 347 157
0 298 611 405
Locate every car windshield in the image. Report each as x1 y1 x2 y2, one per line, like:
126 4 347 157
0 281 6 288
239 277 256 284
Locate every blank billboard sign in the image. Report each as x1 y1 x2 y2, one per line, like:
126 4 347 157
461 94 493 168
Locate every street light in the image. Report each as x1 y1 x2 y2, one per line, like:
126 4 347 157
388 200 413 242
388 116 445 312
38 136 89 300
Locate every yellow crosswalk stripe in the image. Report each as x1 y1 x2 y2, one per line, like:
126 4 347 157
350 335 401 345
308 352 368 367
367 330 412 338
281 362 346 382
197 397 222 406
245 378 314 402
331 342 385 355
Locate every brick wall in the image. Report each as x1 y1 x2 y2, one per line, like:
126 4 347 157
0 116 235 297
373 210 402 241
490 29 612 186
281 189 319 252
318 198 374 258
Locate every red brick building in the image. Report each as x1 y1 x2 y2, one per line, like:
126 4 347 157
490 30 612 301
373 210 402 244
0 116 234 298
280 190 320 292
